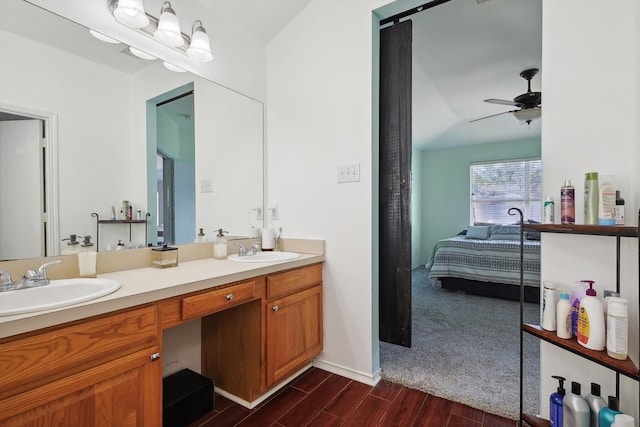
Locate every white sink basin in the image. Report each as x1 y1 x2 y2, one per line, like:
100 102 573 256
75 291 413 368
227 251 301 263
0 278 121 316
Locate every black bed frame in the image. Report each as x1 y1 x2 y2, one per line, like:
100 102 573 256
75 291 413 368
440 277 540 303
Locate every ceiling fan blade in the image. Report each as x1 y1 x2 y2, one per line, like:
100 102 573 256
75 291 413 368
484 98 520 107
469 110 517 123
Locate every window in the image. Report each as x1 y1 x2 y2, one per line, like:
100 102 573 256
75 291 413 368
470 158 541 224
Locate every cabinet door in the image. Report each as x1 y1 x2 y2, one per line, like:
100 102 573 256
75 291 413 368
266 285 322 387
0 347 161 427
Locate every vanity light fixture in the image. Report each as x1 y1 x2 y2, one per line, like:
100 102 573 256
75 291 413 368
154 2 183 47
107 0 212 63
163 61 187 73
89 29 121 44
187 21 213 62
112 0 149 28
129 46 156 60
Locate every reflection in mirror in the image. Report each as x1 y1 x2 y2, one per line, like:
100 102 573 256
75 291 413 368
0 0 264 257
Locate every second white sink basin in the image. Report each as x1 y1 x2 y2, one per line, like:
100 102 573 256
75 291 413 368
227 251 301 263
0 278 121 316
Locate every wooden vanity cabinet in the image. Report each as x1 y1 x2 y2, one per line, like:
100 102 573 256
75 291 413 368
0 304 161 427
265 263 323 387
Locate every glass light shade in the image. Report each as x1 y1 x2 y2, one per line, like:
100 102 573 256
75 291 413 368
163 61 186 73
187 26 213 62
89 29 120 44
113 0 149 28
513 107 541 124
154 5 183 47
129 47 156 60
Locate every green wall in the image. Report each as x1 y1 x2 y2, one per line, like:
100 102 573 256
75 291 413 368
414 138 541 266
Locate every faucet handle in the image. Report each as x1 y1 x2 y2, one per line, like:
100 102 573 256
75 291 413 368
235 243 247 256
0 269 12 285
36 260 62 279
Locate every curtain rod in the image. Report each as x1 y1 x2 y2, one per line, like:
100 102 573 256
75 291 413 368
380 0 451 26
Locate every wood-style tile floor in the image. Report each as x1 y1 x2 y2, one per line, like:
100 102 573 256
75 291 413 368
189 368 518 427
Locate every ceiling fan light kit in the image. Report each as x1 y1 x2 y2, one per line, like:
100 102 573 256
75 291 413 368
471 68 542 125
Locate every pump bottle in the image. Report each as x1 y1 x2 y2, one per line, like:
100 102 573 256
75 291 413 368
78 235 97 278
213 229 228 259
577 280 605 351
550 375 566 427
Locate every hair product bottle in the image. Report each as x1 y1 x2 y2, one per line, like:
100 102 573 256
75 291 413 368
599 396 622 427
550 375 566 427
585 383 607 427
544 196 555 224
584 172 599 225
563 382 590 427
556 291 572 339
561 180 575 224
598 175 616 226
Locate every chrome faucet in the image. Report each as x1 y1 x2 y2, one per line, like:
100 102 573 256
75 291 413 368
0 269 14 292
235 243 262 257
17 260 62 289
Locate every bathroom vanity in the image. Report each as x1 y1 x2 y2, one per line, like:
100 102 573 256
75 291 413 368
0 251 323 426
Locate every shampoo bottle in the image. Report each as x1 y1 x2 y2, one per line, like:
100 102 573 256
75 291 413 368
598 175 616 226
561 180 575 224
544 196 555 224
585 383 607 427
213 229 228 259
563 382 590 427
556 291 572 339
550 375 566 427
615 191 625 225
542 284 560 331
584 172 599 225
599 396 622 427
577 280 605 351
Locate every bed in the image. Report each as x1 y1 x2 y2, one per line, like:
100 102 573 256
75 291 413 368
424 224 541 302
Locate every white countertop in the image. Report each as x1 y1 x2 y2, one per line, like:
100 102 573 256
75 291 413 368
0 253 324 340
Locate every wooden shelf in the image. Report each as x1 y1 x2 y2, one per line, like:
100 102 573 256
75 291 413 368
523 223 637 237
523 324 640 380
522 413 550 427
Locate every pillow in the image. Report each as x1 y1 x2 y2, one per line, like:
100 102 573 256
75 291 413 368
465 225 491 240
489 225 521 240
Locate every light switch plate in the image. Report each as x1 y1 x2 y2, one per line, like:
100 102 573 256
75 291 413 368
200 179 214 193
338 163 360 183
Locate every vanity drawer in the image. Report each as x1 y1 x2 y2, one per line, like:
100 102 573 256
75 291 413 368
182 278 262 321
0 304 158 400
266 263 323 300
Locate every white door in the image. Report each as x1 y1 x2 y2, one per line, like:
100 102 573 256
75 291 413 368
0 120 43 259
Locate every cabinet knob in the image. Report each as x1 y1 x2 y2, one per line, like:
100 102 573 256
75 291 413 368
226 293 233 301
272 305 279 312
150 352 160 362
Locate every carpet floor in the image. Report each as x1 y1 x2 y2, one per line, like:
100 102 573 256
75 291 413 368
379 267 540 420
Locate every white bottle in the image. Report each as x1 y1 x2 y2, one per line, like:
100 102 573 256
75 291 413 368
606 296 628 360
577 280 605 351
556 291 572 339
542 284 559 331
611 414 635 427
78 235 97 278
543 196 555 224
598 174 616 226
213 229 228 259
563 382 591 427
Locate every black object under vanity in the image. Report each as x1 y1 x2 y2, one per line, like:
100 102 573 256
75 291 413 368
163 369 215 427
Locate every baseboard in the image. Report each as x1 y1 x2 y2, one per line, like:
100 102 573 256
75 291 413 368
312 358 381 387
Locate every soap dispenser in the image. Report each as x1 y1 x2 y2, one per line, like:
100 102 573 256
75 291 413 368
577 280 605 351
550 375 566 427
195 228 207 243
213 229 228 259
78 235 97 278
62 234 81 255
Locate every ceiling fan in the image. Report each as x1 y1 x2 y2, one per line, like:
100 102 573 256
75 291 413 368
470 68 541 124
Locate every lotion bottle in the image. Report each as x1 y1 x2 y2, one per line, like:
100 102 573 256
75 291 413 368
550 375 566 427
213 229 228 259
556 291 572 339
563 382 590 427
585 383 607 427
577 280 605 351
599 396 622 427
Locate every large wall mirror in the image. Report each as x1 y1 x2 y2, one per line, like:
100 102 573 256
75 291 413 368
0 0 264 258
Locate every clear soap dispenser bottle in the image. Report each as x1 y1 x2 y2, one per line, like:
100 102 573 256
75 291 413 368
213 229 228 259
62 234 81 255
78 235 97 278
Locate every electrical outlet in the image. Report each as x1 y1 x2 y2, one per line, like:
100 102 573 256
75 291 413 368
255 207 263 220
200 179 214 193
269 205 279 220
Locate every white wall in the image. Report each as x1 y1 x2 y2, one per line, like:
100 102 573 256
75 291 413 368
540 0 640 420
